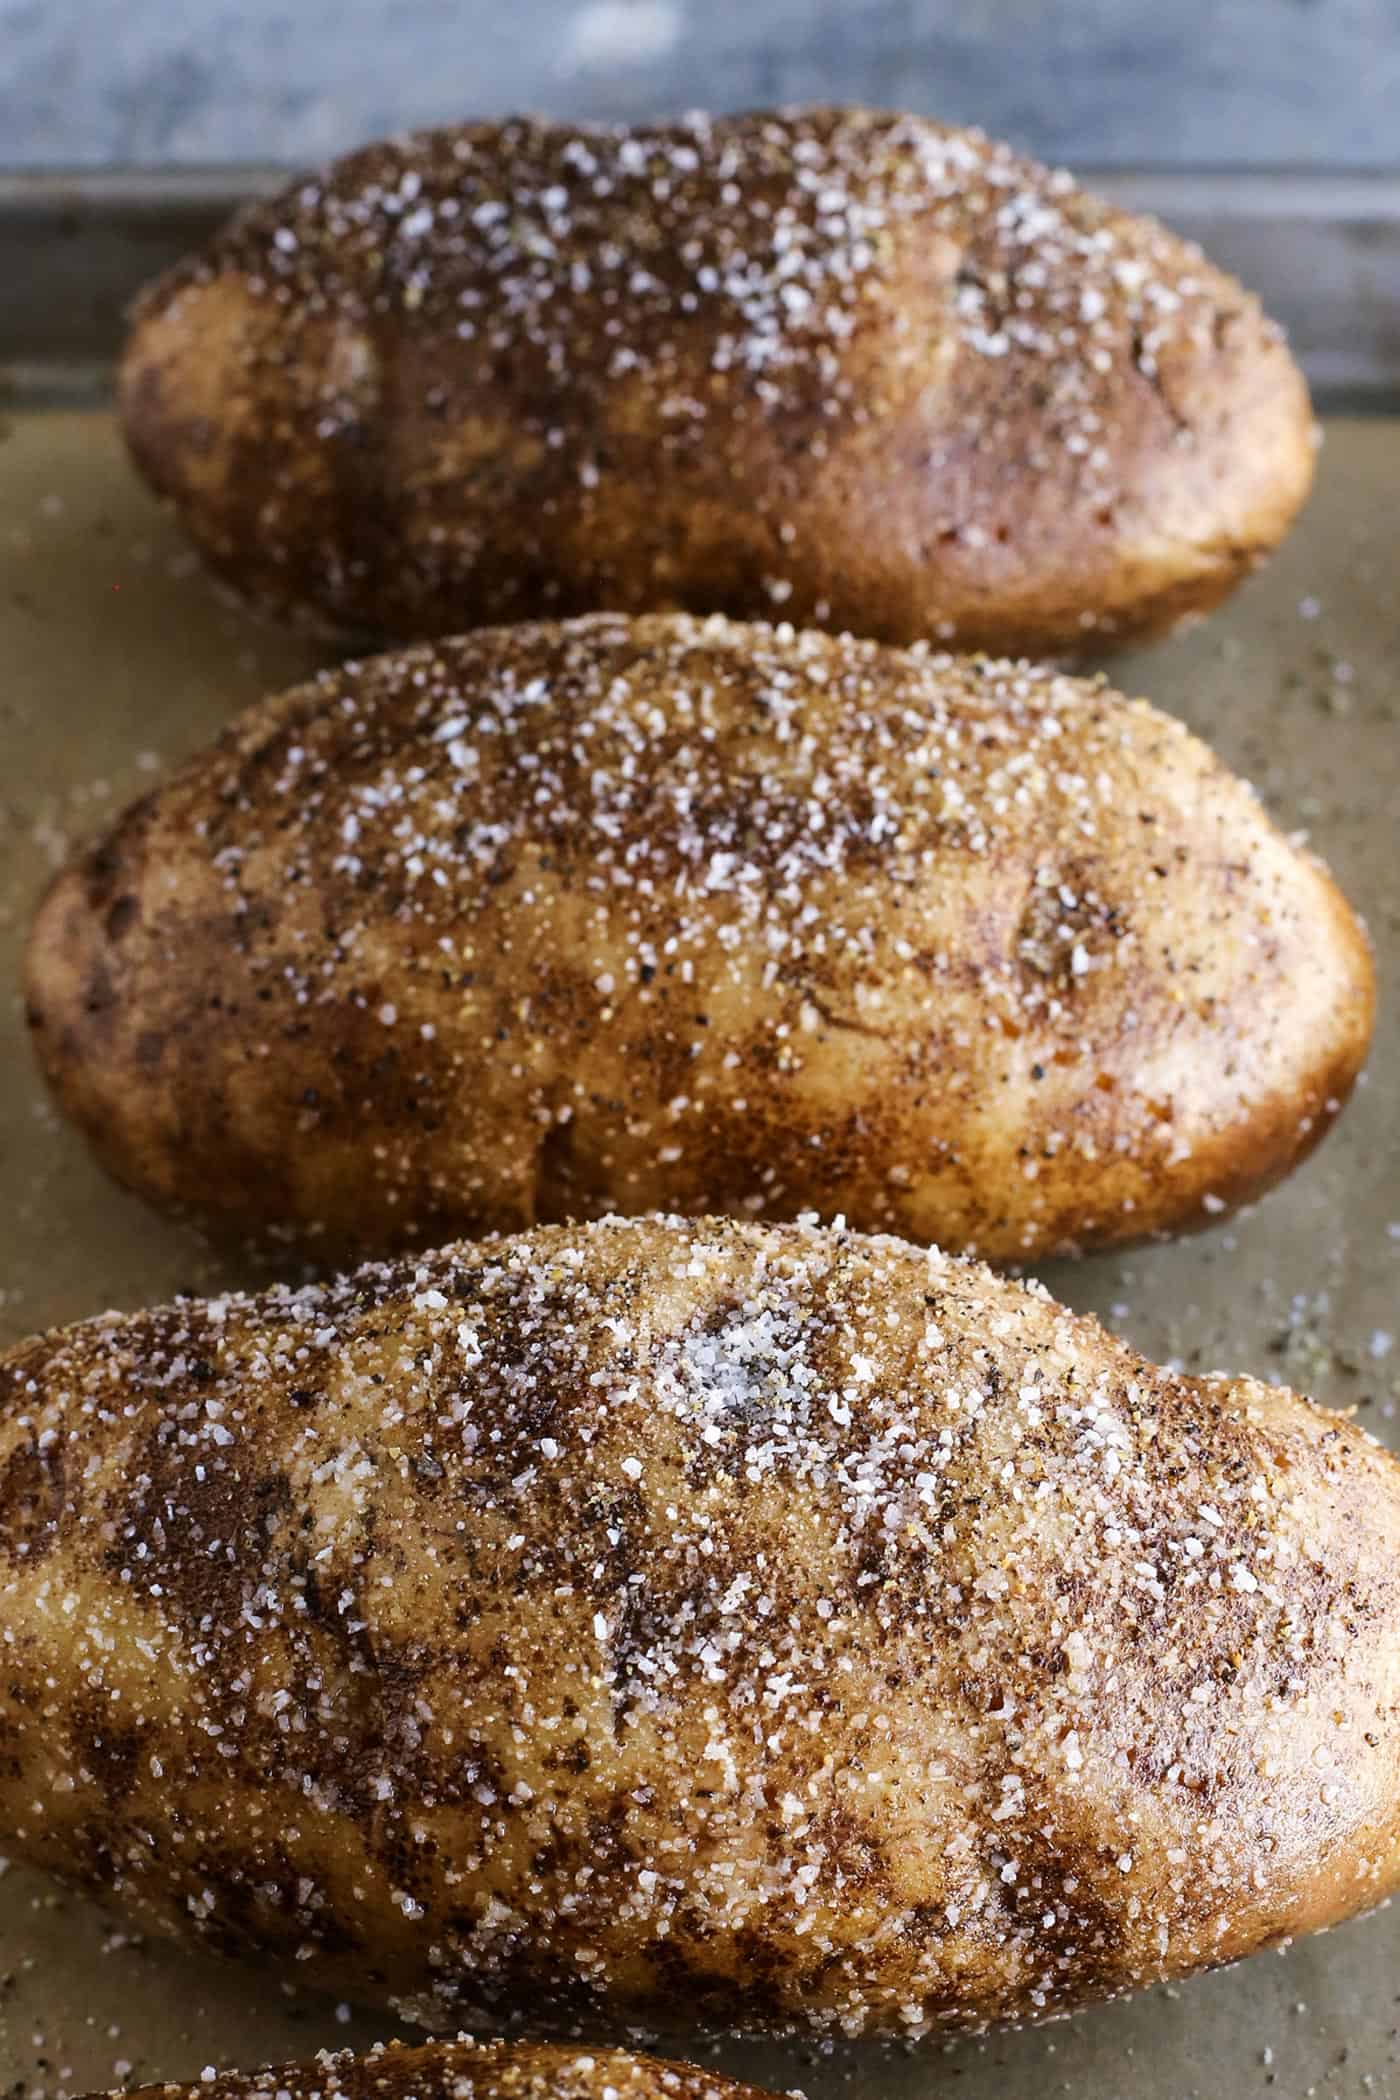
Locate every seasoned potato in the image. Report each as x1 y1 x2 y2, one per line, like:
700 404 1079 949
119 108 1313 654
94 2043 770 2100
25 616 1373 1262
4 1216 1400 2036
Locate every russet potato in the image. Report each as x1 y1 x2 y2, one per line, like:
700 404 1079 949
89 2044 775 2100
25 615 1373 1261
119 108 1314 653
3 1216 1399 2036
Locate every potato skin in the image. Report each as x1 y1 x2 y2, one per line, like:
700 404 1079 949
119 108 1313 654
24 615 1372 1262
3 1216 1400 2036
97 2043 767 2100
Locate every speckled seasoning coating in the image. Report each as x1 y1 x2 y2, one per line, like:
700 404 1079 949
91 2041 780 2100
119 107 1314 651
3 1214 1400 2039
25 614 1374 1262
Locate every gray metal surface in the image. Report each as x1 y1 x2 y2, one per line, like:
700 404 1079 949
6 0 1400 169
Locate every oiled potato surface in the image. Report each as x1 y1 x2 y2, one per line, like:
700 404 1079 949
119 108 1314 652
26 616 1373 1260
99 2043 770 2100
3 1217 1399 2036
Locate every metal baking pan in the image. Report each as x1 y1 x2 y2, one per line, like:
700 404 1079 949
0 170 1397 2100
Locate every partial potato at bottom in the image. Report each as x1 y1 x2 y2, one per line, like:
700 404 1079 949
3 1216 1400 2037
86 2043 771 2100
25 615 1374 1260
119 107 1313 654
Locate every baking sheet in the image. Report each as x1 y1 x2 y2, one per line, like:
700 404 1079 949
0 409 1396 2099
